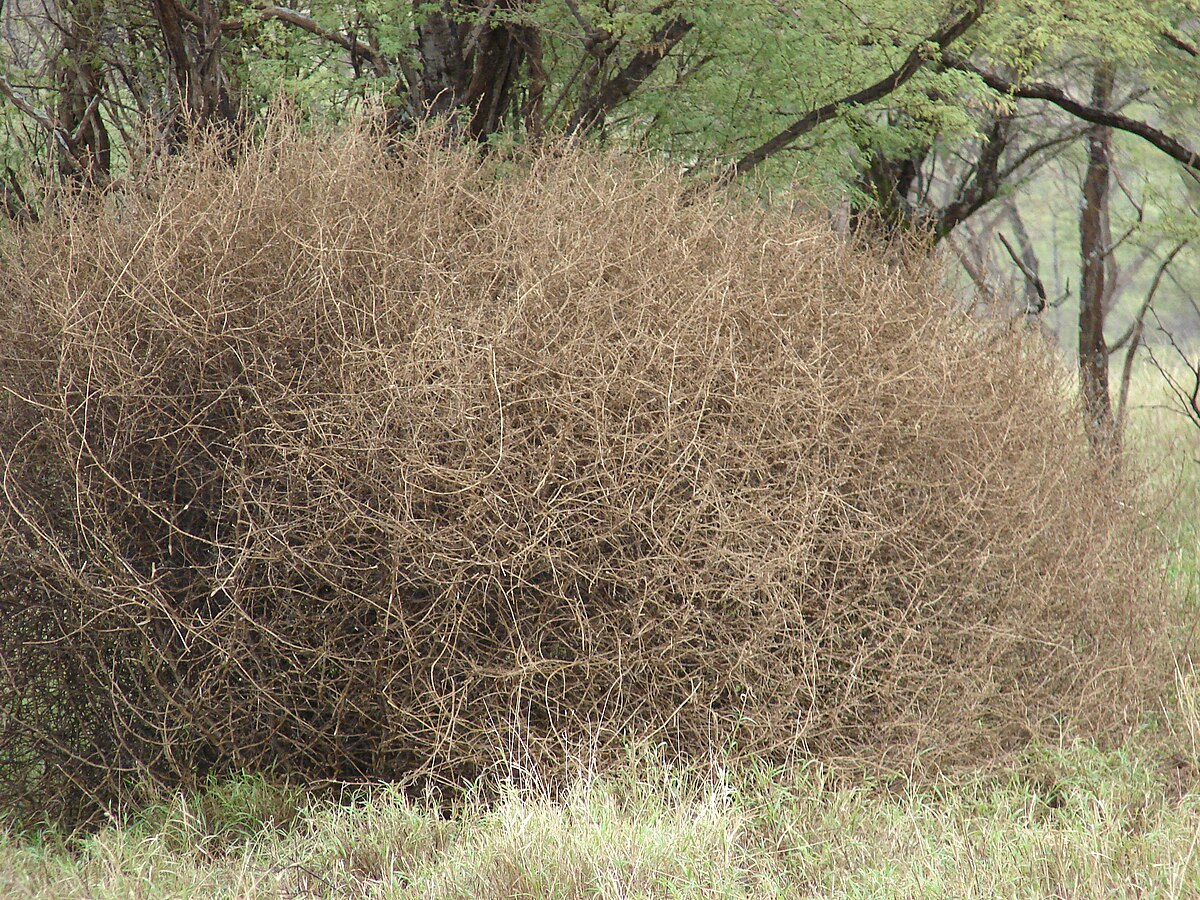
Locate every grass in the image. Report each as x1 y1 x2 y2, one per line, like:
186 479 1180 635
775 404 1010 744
2 745 1199 899
1 363 1197 900
1123 361 1199 631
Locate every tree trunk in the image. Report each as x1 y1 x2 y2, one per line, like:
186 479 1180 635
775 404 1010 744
1079 65 1118 458
464 10 525 139
150 0 238 149
415 2 467 119
54 0 111 186
412 0 530 141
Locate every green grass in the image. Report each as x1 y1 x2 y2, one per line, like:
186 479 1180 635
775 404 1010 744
2 361 1197 899
1123 362 1199 621
2 745 1199 899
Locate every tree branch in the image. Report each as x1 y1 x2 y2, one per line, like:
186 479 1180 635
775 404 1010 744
1162 29 1199 58
944 231 1000 309
0 73 80 172
0 74 63 142
170 0 243 31
569 7 692 136
722 1 986 181
996 230 1047 309
998 122 1086 183
932 114 1007 238
945 55 1200 171
255 3 390 77
1146 307 1200 432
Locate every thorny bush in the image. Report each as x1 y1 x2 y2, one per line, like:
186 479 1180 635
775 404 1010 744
0 117 1168 828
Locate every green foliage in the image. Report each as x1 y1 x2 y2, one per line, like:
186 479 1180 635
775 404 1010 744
602 0 990 190
3 0 1199 213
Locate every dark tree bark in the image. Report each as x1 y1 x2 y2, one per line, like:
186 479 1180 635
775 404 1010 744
463 5 527 139
519 26 545 138
149 0 239 148
855 148 924 232
931 116 1009 239
54 0 111 186
411 0 533 141
999 205 1047 315
944 54 1200 173
243 1 684 145
848 113 1009 240
415 2 468 118
1079 65 1118 458
568 13 693 137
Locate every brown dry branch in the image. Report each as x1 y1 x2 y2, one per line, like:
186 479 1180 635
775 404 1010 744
0 116 1169 829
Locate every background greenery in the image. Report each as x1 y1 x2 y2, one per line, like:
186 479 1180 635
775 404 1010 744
3 0 1199 427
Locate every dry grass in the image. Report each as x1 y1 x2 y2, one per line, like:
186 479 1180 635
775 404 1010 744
0 114 1172 829
2 747 1199 899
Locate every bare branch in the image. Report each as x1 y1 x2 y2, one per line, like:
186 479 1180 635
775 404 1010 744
1162 29 1199 58
1108 241 1185 424
998 122 1089 182
1146 310 1200 432
0 73 82 174
2 166 35 223
0 73 63 142
996 230 1047 311
944 232 1000 309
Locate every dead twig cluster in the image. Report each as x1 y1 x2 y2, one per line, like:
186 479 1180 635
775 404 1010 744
0 117 1169 829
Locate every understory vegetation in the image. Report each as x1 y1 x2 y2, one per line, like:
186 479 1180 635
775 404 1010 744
5 378 1196 897
2 728 1200 897
2 1 1199 895
0 119 1177 830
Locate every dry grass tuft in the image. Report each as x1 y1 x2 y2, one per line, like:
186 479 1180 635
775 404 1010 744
0 116 1170 828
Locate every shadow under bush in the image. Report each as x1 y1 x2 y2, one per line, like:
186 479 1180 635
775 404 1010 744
0 118 1169 828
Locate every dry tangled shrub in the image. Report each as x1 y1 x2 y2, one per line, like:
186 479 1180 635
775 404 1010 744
0 118 1169 827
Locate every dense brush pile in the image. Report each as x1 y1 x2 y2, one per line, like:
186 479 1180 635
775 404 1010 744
0 119 1166 827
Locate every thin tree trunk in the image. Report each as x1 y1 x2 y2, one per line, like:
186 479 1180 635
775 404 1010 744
1079 65 1118 458
54 0 111 186
415 2 467 119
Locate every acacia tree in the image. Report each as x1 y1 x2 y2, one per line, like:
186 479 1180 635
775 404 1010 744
150 0 240 144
